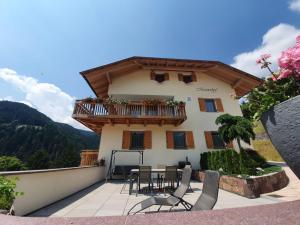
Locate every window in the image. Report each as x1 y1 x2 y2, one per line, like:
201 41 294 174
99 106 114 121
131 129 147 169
205 99 217 112
199 98 224 112
166 131 194 149
183 75 193 83
130 132 144 150
155 74 165 83
151 71 169 83
173 132 187 149
211 132 226 149
178 73 197 83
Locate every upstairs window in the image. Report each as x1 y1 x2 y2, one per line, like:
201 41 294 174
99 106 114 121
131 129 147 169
205 99 217 112
178 72 197 83
150 71 169 83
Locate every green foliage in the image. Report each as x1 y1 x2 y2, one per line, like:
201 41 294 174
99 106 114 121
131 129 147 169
27 150 50 170
242 77 298 121
215 113 255 150
0 101 99 170
200 149 267 176
0 156 27 171
0 176 23 210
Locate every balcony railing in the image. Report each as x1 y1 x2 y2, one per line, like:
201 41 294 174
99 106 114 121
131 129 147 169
72 99 187 132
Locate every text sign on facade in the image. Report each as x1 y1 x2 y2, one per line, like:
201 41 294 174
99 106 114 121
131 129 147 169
196 87 218 93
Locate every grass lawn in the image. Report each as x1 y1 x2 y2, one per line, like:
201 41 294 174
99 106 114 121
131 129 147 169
252 140 284 162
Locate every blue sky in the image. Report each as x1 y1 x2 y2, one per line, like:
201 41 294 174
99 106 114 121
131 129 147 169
0 0 300 128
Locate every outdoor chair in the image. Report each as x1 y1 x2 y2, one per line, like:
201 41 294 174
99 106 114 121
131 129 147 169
127 166 192 215
162 165 178 192
156 164 166 190
177 170 220 211
137 166 153 194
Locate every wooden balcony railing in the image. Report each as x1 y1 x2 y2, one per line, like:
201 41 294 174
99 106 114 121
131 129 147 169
72 99 187 133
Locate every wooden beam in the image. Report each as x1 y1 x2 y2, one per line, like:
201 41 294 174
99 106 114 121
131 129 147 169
142 65 210 72
231 78 243 88
106 72 112 84
126 119 130 127
144 120 147 127
160 120 165 127
175 120 182 127
108 119 114 126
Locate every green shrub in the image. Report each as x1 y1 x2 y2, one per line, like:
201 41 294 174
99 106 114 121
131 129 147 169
0 156 27 171
200 148 262 176
0 176 23 210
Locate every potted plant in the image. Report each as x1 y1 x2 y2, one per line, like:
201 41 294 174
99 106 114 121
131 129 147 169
0 176 23 215
242 35 300 178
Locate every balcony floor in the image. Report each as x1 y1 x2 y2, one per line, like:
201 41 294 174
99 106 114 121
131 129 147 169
29 180 283 217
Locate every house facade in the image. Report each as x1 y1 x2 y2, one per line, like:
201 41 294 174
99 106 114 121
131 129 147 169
73 57 261 170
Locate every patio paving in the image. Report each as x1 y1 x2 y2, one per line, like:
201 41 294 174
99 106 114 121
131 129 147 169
29 180 281 217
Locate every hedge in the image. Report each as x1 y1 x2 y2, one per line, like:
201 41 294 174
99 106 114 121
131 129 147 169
200 149 264 175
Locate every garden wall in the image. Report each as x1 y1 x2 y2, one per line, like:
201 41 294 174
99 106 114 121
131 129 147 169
195 170 289 198
0 166 105 216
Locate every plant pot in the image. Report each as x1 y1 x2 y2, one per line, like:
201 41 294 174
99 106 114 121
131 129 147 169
261 95 300 178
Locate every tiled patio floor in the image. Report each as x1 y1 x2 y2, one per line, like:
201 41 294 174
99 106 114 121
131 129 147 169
29 180 281 217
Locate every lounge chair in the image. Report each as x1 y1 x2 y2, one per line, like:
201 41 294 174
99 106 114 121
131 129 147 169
127 166 192 215
176 170 220 211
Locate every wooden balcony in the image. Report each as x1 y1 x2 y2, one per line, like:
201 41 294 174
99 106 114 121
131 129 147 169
72 99 187 134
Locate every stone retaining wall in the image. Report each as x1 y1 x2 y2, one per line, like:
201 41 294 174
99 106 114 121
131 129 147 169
195 170 289 198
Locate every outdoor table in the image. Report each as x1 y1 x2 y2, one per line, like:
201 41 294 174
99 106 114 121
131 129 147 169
129 168 183 195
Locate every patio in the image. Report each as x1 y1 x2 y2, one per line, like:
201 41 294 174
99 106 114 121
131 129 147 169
29 180 281 217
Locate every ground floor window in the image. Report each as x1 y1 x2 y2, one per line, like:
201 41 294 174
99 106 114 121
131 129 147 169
130 131 145 150
173 132 187 149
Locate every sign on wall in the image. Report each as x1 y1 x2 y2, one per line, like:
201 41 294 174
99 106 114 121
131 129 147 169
196 87 218 93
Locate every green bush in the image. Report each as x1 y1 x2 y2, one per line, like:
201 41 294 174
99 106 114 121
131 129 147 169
0 176 23 210
200 149 262 176
0 156 27 171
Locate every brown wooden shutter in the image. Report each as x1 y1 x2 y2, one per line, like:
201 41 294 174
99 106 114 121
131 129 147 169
150 71 156 80
164 73 169 80
178 73 183 81
185 131 195 149
144 131 152 149
215 98 224 112
192 72 197 82
198 98 206 112
166 131 174 149
204 131 213 149
226 141 234 149
122 131 131 149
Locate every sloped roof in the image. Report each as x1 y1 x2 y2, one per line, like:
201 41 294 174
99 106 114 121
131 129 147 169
80 56 262 97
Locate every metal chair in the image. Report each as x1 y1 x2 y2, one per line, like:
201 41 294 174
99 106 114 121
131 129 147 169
137 166 153 195
163 166 178 192
127 166 192 215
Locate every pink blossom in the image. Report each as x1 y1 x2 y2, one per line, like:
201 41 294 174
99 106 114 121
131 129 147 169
278 50 292 69
278 69 292 79
261 54 271 60
256 58 262 64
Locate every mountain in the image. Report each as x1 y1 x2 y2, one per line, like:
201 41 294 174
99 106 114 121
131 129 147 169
0 101 100 169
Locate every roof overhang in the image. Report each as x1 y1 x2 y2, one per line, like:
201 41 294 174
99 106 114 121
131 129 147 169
80 56 262 97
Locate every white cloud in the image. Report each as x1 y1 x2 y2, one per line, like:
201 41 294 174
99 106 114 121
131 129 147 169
0 68 88 130
231 23 300 77
289 0 300 12
0 96 15 101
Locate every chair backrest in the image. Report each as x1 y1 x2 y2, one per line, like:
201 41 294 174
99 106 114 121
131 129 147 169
164 165 178 182
172 166 192 198
138 166 152 183
191 170 220 211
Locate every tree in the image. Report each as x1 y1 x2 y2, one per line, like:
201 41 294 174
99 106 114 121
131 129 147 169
0 156 27 171
215 114 255 150
27 149 50 169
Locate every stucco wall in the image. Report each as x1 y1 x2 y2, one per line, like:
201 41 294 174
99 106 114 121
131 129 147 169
0 166 105 216
99 69 244 170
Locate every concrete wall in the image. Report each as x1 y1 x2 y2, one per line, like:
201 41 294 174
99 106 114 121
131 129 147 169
0 166 105 216
100 69 245 170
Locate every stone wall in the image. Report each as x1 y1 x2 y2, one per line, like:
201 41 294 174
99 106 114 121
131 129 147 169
195 170 289 198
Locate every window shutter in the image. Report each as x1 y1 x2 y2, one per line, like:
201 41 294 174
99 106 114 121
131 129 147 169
164 73 169 80
122 131 131 149
204 131 213 149
192 72 197 82
150 71 156 80
226 141 234 149
178 73 183 81
144 130 152 149
185 131 195 149
215 98 224 112
166 131 174 149
198 98 206 112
